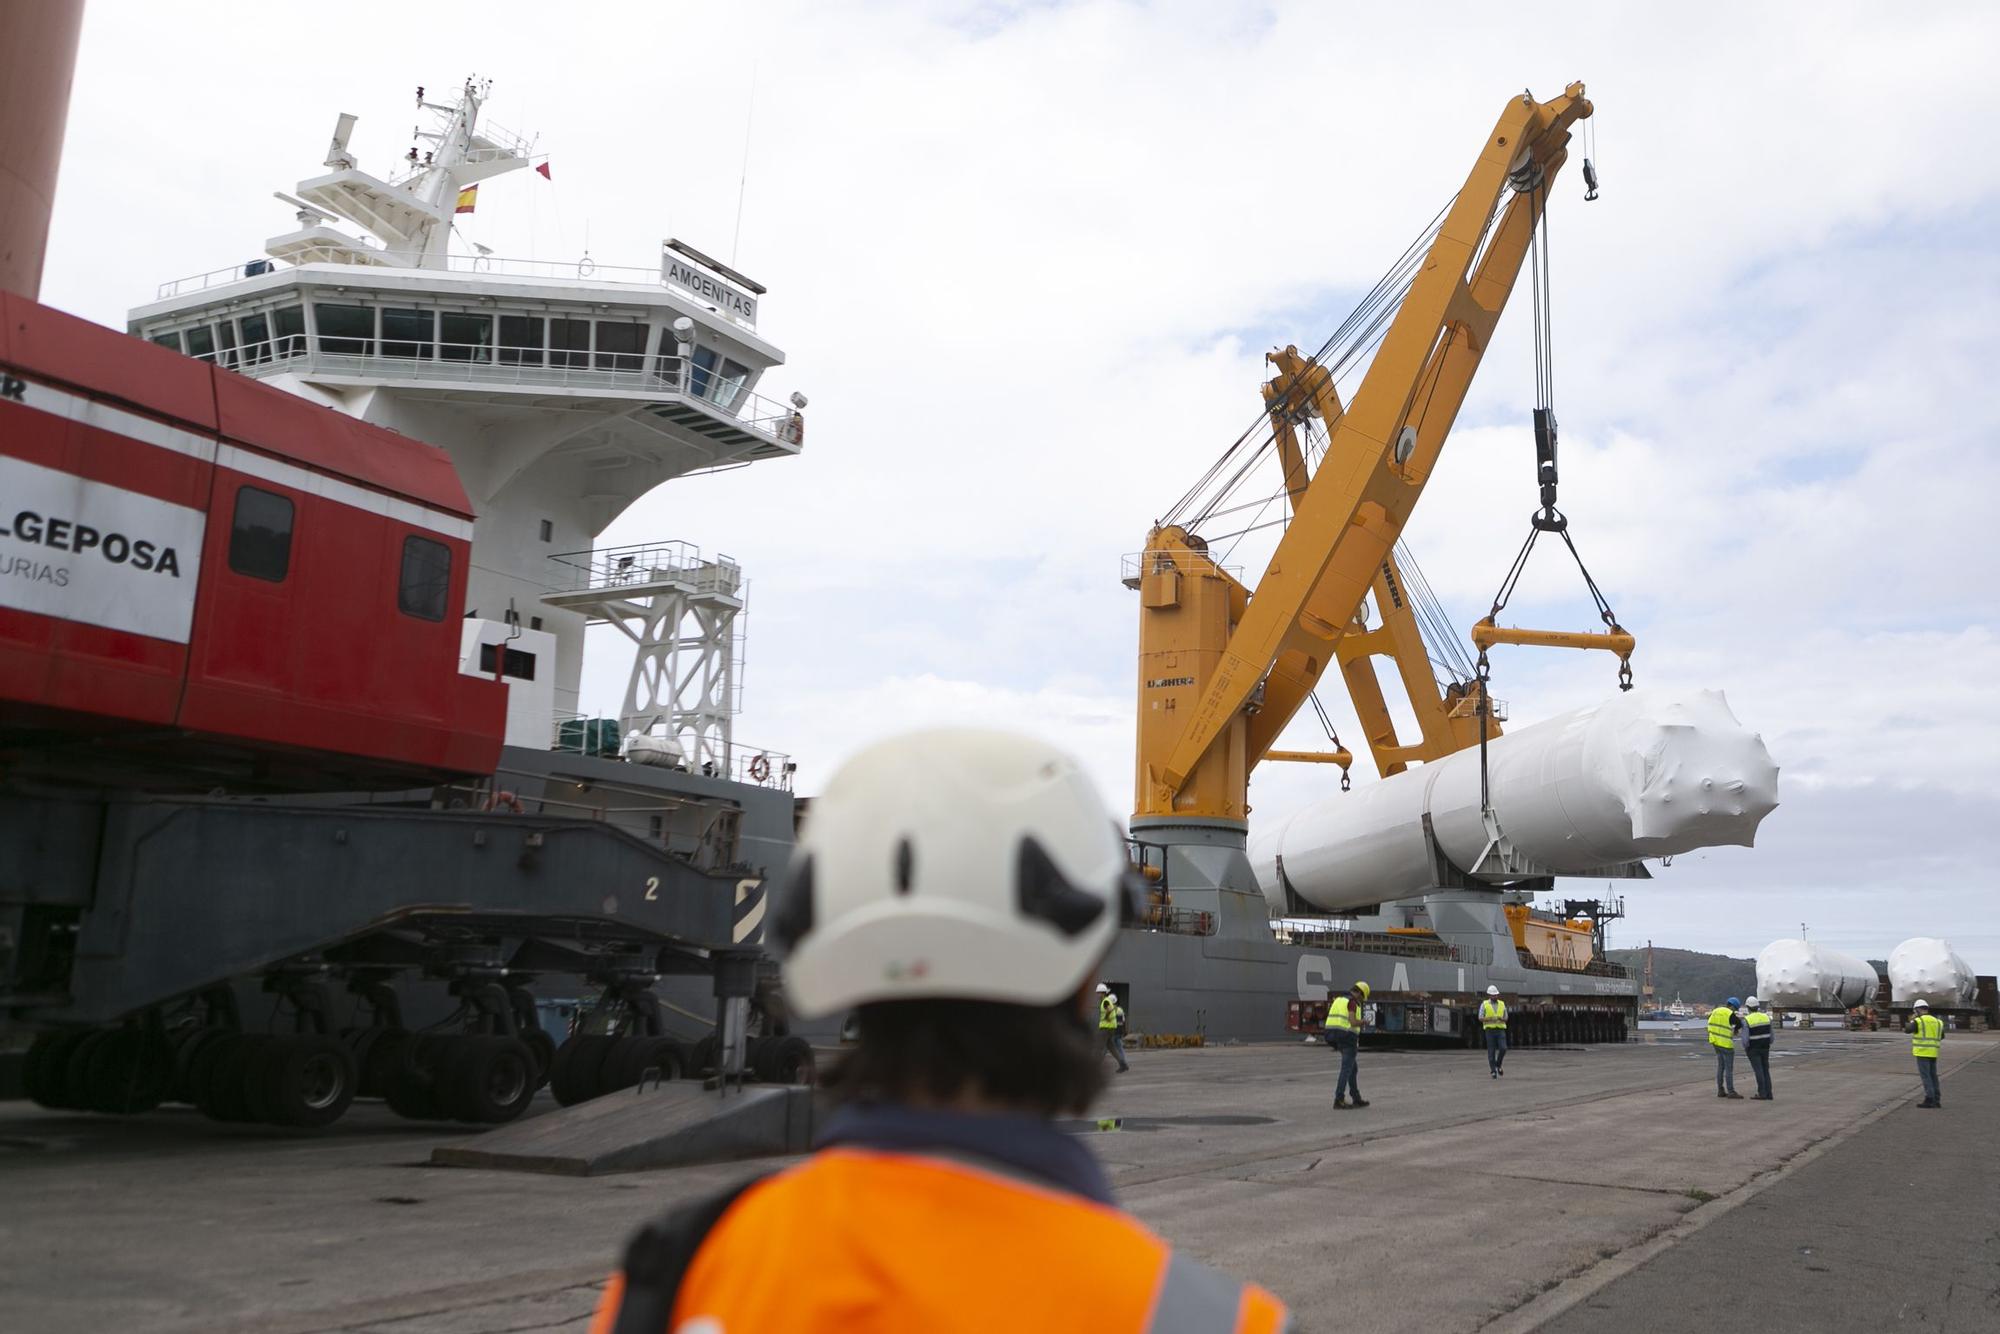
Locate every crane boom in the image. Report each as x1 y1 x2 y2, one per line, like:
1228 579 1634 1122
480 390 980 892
1133 84 1592 832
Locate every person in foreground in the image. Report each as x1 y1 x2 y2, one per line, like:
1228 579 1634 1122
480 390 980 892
1324 979 1370 1109
1905 998 1945 1108
1479 984 1508 1078
1741 995 1775 1099
590 728 1289 1333
1707 997 1746 1099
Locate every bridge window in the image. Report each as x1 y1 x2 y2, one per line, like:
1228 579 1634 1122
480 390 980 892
381 308 434 359
239 312 272 365
440 312 493 363
314 303 373 356
148 331 182 353
214 321 239 369
398 535 452 621
594 322 646 372
499 315 544 366
272 305 306 357
689 345 717 397
550 317 591 369
184 325 217 364
713 357 750 409
477 643 538 680
228 486 294 583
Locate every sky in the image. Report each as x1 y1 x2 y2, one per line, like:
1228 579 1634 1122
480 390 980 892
40 1 2000 971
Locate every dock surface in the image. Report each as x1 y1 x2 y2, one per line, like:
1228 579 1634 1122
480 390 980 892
2 1028 1992 1332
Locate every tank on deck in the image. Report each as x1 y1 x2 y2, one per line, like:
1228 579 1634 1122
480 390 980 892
1756 939 1878 1010
1887 938 1976 1009
1252 689 1780 913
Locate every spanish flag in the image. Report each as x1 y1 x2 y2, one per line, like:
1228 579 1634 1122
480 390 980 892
455 184 478 214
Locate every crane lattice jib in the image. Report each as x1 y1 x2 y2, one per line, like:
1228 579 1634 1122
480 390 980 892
1136 83 1592 820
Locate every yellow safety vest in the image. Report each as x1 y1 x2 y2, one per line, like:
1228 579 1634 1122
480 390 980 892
1743 1011 1773 1042
1479 999 1508 1030
1706 1008 1735 1050
1911 1012 1944 1058
1098 994 1120 1030
1324 996 1356 1032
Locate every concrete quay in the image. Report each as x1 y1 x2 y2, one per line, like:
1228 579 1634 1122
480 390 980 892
1 1027 1990 1332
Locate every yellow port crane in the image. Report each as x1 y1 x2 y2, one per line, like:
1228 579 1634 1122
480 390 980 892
1127 83 1598 911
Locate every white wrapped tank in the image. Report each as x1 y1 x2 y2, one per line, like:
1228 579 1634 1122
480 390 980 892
1755 940 1879 1009
1888 938 1976 1009
1251 689 1779 913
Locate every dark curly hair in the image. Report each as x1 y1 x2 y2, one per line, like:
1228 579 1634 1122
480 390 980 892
819 997 1107 1117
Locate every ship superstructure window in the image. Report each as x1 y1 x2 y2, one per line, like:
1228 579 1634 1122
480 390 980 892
239 312 272 365
499 315 544 366
381 308 434 359
713 357 750 409
272 306 306 356
398 536 451 621
478 643 538 680
214 321 239 369
550 317 591 369
228 485 294 583
595 322 646 372
440 312 493 362
184 325 217 363
689 345 718 397
149 331 182 353
314 303 374 356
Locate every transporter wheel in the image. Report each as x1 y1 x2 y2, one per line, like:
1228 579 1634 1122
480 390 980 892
688 1033 719 1078
184 1030 237 1115
198 1035 264 1123
23 1031 87 1109
549 1035 618 1107
522 1029 557 1088
58 1031 115 1111
384 1035 451 1121
756 1036 815 1085
603 1036 683 1092
238 1037 291 1125
443 1037 537 1124
84 1029 173 1115
171 1029 229 1105
354 1028 408 1100
260 1035 358 1128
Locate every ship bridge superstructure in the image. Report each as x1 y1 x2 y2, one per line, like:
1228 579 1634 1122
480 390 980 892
126 79 805 762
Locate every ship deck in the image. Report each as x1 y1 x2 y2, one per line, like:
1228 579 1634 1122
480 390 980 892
1 1029 1992 1332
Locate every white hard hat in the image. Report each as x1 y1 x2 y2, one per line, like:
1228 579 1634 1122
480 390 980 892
1913 999 1930 1009
770 729 1136 1018
1486 985 1500 996
1745 995 1761 1008
1096 983 1111 993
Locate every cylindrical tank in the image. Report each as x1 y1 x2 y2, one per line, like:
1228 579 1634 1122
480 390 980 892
1887 938 1975 1009
0 0 86 298
1755 940 1878 1010
1251 689 1779 913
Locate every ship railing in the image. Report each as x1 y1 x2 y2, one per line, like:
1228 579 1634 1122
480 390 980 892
1119 549 1245 588
221 338 802 445
545 541 743 598
155 251 758 330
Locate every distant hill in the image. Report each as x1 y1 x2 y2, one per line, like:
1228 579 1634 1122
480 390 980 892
1607 947 1756 1006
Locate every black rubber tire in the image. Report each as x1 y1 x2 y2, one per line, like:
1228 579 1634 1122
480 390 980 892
601 1036 683 1093
59 1031 114 1111
688 1032 719 1078
184 1029 238 1114
356 1028 407 1100
522 1028 557 1088
444 1037 538 1124
548 1034 618 1107
759 1035 815 1086
24 1032 86 1108
84 1029 173 1114
259 1034 358 1128
171 1028 229 1105
197 1034 261 1123
384 1034 450 1121
238 1036 287 1125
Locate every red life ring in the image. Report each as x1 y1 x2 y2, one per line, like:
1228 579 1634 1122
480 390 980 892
483 790 525 814
748 754 772 783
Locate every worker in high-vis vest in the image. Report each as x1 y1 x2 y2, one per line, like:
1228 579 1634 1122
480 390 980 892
1741 996 1775 1100
589 729 1288 1334
1099 982 1130 1073
1708 997 1746 1099
1479 985 1509 1079
1325 980 1370 1110
1905 999 1946 1108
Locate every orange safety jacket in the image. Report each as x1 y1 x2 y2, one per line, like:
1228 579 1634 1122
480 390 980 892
591 1146 1288 1333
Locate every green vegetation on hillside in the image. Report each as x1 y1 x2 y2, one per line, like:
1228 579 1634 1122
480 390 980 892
1607 947 1756 1006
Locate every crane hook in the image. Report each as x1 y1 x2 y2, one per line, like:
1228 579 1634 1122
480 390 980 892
1582 159 1600 202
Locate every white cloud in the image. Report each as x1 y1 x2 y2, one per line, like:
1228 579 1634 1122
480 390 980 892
38 1 2000 970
